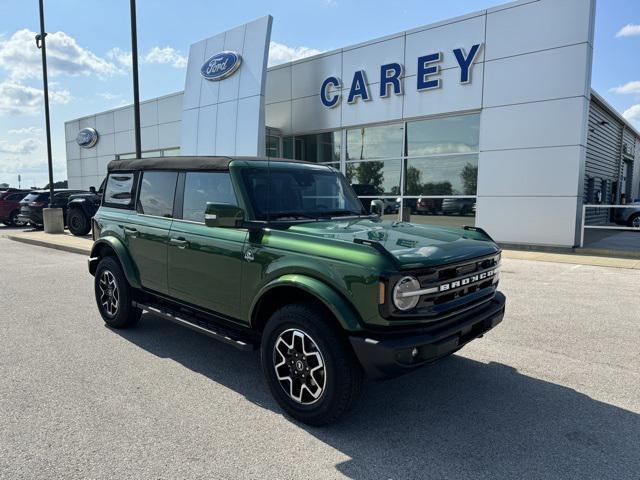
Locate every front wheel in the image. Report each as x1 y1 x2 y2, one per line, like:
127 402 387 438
68 208 91 236
94 256 141 328
261 304 363 426
629 214 640 230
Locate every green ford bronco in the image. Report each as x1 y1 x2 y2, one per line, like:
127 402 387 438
89 156 505 425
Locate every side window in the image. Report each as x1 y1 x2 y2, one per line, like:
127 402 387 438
137 171 178 218
104 173 136 207
182 172 237 222
7 193 25 201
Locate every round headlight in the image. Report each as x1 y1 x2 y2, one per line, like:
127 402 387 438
392 276 421 311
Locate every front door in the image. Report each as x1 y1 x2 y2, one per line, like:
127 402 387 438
168 171 246 319
127 171 178 295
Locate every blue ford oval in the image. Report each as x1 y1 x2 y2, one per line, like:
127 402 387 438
200 51 242 81
76 127 99 149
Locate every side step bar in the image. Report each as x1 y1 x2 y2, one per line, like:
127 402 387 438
133 301 256 351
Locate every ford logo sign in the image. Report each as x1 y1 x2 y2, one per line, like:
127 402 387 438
76 127 99 149
200 51 242 81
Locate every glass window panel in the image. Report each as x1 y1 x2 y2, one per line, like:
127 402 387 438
282 137 294 159
346 124 404 160
404 197 476 228
346 159 401 196
405 154 478 196
137 171 178 217
266 135 280 158
407 114 480 156
182 172 237 223
104 173 135 207
295 132 341 163
117 153 136 160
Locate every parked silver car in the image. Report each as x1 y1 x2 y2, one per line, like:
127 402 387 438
614 200 640 228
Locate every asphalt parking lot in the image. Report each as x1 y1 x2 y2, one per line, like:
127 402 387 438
0 236 638 480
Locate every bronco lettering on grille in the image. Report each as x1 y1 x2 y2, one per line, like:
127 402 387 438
439 269 497 292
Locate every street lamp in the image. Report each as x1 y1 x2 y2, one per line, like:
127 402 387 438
35 0 63 233
35 0 54 206
130 0 142 158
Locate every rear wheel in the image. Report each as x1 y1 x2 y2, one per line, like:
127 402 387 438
94 256 141 328
629 214 640 229
261 304 363 426
10 211 25 227
68 208 91 236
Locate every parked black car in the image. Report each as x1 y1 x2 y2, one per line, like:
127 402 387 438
67 179 105 236
18 189 87 228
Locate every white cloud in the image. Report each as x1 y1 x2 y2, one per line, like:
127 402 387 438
98 92 120 101
0 137 41 155
143 46 187 68
0 29 122 80
616 24 640 38
623 104 640 126
8 126 42 135
0 81 71 116
106 47 132 68
268 41 324 67
610 81 640 95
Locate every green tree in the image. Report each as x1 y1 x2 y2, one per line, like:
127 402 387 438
460 163 478 195
44 180 68 189
405 166 423 196
355 161 384 194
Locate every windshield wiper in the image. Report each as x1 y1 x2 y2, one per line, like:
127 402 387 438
269 212 317 220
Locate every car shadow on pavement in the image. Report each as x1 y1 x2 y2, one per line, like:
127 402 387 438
114 313 639 480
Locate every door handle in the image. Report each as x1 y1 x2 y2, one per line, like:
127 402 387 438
123 226 139 237
170 237 188 249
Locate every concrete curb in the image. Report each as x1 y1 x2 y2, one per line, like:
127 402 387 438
7 235 91 256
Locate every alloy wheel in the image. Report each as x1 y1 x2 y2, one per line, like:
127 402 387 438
633 216 640 229
273 328 326 405
98 270 120 317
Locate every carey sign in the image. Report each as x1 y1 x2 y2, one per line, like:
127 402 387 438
200 51 242 81
320 43 483 108
76 127 99 149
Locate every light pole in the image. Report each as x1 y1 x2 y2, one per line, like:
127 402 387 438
130 0 142 158
35 0 55 205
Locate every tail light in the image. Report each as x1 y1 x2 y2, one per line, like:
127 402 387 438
30 201 47 207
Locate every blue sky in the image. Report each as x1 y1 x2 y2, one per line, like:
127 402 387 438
0 0 638 187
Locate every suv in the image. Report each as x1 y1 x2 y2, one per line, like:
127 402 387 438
89 157 505 425
0 190 30 226
613 200 640 229
18 189 86 228
67 179 106 236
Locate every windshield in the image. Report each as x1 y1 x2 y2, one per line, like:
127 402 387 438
240 166 365 221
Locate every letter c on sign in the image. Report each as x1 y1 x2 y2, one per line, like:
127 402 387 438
321 76 341 108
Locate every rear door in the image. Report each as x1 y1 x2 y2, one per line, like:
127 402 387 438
167 171 247 319
128 171 178 295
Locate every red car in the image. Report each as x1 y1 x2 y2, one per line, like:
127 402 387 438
0 190 30 226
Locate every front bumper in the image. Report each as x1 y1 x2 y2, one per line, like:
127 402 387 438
349 292 506 379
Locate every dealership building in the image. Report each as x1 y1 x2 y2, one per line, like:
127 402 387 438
65 0 640 248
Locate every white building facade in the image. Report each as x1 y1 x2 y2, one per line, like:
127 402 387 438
65 0 640 248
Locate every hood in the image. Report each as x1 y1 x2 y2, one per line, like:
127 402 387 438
68 192 99 201
287 218 499 268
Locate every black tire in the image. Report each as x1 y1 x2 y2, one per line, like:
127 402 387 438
9 210 25 227
94 256 141 328
628 213 640 230
67 208 91 236
261 304 363 426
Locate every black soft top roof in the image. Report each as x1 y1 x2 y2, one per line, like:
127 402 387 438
107 156 314 172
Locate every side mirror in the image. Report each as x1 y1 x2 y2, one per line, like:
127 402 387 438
204 203 244 228
370 199 384 217
89 186 96 193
